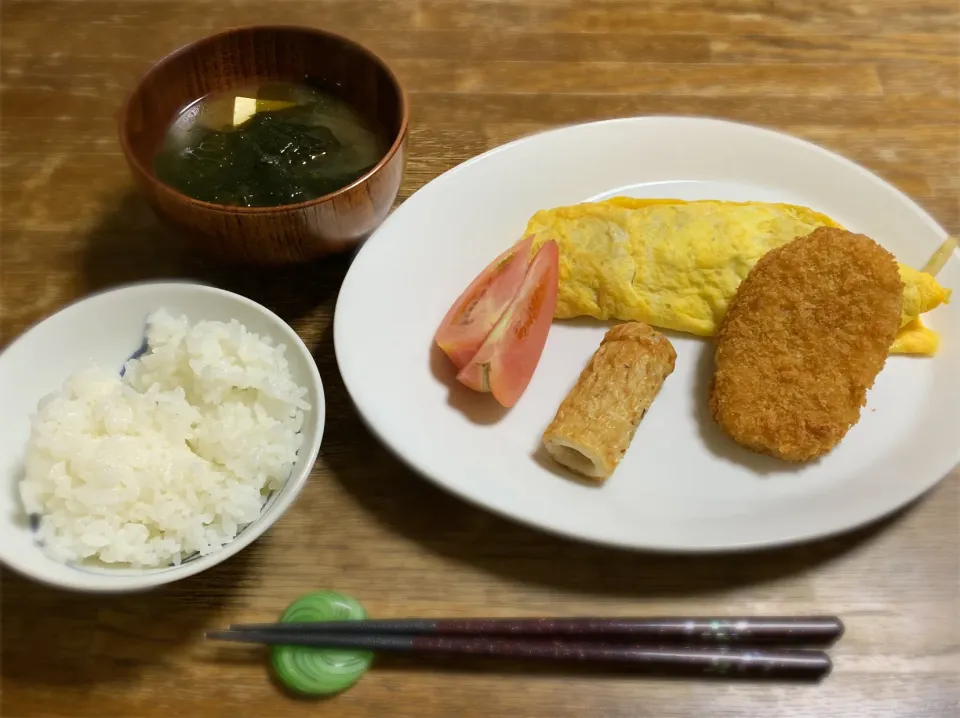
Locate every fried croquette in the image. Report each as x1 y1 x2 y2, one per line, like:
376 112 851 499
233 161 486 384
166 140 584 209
709 227 904 462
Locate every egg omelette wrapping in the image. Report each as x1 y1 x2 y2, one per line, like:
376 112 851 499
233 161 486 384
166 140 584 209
523 198 952 355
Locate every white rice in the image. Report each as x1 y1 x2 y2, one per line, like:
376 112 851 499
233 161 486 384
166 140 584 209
18 308 310 568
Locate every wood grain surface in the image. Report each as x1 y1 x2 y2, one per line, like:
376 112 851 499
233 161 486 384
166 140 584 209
1 1 958 716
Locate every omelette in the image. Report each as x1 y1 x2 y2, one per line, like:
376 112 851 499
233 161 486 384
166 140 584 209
524 198 951 355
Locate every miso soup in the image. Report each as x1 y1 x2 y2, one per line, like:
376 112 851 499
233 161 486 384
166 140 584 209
154 80 388 207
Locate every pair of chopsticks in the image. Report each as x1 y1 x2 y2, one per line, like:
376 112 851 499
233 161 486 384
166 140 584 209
207 615 844 680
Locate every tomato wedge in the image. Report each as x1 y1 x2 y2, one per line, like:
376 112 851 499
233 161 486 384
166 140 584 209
434 235 534 370
456 240 559 408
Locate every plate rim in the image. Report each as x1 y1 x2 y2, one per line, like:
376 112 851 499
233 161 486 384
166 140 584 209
334 115 959 553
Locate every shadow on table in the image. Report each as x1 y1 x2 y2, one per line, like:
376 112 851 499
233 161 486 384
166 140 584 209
0 549 255 690
78 191 351 333
314 323 906 598
370 653 827 683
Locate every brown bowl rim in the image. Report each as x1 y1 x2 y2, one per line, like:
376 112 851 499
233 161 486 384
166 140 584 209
117 24 410 215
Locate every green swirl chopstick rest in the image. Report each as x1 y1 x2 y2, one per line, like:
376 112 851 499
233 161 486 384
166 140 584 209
271 591 373 696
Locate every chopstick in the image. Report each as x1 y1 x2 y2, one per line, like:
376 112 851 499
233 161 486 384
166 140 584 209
224 616 844 646
206 630 832 680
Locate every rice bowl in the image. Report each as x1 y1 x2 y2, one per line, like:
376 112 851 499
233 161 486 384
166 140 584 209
21 308 310 568
0 282 325 592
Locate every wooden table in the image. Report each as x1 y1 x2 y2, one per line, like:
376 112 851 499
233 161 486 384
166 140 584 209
1 1 958 716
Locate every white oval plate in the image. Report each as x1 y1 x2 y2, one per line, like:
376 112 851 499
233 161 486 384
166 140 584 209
334 116 959 552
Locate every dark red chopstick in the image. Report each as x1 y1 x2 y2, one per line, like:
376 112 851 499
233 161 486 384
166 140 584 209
206 630 832 680
225 616 844 646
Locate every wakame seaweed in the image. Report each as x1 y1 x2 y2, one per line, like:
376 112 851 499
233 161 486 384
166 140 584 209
154 83 387 207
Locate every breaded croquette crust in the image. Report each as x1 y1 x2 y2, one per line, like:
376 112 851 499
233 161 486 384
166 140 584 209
709 227 904 462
